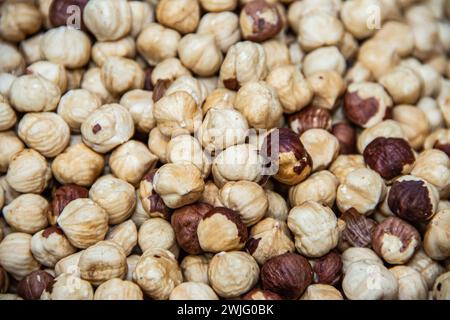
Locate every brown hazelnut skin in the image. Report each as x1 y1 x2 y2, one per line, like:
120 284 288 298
171 203 213 255
261 252 313 300
16 270 54 300
288 106 332 135
49 184 89 225
332 123 357 155
240 0 282 43
312 251 343 286
49 0 89 31
152 79 172 103
339 208 377 248
0 267 9 293
241 288 282 300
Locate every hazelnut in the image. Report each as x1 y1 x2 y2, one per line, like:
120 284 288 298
198 12 240 53
433 272 450 300
300 284 343 300
119 89 155 133
0 294 22 300
331 122 357 155
150 58 191 87
0 267 8 294
341 0 385 39
128 1 154 38
311 251 343 286
181 254 211 285
0 2 42 43
0 73 17 100
199 180 222 207
392 105 431 150
138 218 178 257
374 21 414 57
45 273 94 300
289 171 339 208
357 120 406 154
390 266 428 300
401 58 441 98
125 255 140 281
106 220 138 256
341 247 383 273
148 128 170 163
339 208 377 249
66 68 85 91
57 198 109 249
170 282 219 300
339 32 359 60
387 175 439 223
0 233 41 280
81 67 116 104
17 270 55 300
424 128 450 156
199 0 238 12
0 176 21 206
171 203 213 255
288 201 340 258
49 0 89 31
379 67 423 105
358 39 400 80
242 288 282 300
101 57 144 96
265 189 288 221
25 60 67 93
240 0 282 42
3 194 49 234
138 169 171 220
133 248 183 300
306 70 345 110
156 0 199 34
0 43 25 76
208 251 259 298
418 97 444 131
288 106 331 135
164 75 209 108
345 62 373 84
424 209 450 261
261 252 313 300
329 155 366 184
54 251 83 277
303 46 346 77
197 207 248 253
300 129 340 172
262 40 291 71
94 279 143 300
407 248 445 289
0 97 16 132
91 37 136 68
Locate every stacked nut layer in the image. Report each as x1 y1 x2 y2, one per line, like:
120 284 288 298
0 0 450 301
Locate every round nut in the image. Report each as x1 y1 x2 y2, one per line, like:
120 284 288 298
306 70 345 110
357 120 405 154
156 0 200 34
300 128 340 172
390 266 428 300
341 0 385 39
0 132 25 173
197 12 240 53
265 189 288 221
392 105 431 150
300 284 343 300
119 89 155 133
91 37 136 68
341 247 383 273
106 220 138 256
138 169 172 220
81 67 116 104
101 57 144 95
54 251 83 277
26 60 67 93
150 58 191 86
424 209 450 261
138 218 178 257
128 1 154 38
303 46 346 77
148 128 170 163
240 0 282 42
169 282 219 300
242 288 282 300
94 279 143 300
358 39 400 80
0 98 17 133
180 255 210 285
0 2 42 43
379 66 423 105
16 270 54 300
3 194 49 234
339 208 377 249
329 155 367 184
407 248 445 289
45 273 93 300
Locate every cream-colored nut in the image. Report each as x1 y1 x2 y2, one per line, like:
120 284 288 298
133 248 183 300
300 129 339 172
358 39 400 80
138 218 178 257
343 260 398 300
289 170 339 207
181 255 211 284
263 40 291 71
153 163 205 209
266 65 313 114
265 189 288 221
0 42 25 76
120 90 155 133
31 227 76 268
407 249 445 289
202 88 235 114
156 0 199 34
374 21 414 57
83 0 131 41
94 278 143 300
26 61 67 93
18 112 70 158
51 142 104 187
0 233 41 280
148 127 169 163
150 58 191 85
10 74 61 113
129 1 154 38
0 294 22 300
3 194 48 234
0 73 17 98
0 177 20 207
339 32 359 60
170 282 218 300
78 241 127 285
81 68 116 104
81 103 134 154
20 33 45 65
303 46 346 77
392 105 430 150
0 185 4 212
212 144 265 187
390 266 428 300
208 251 259 298
234 81 283 129
424 209 450 261
337 168 386 215
424 128 450 151
106 220 138 256
200 180 222 207
0 2 42 43
329 155 366 184
345 62 373 84
0 96 16 131
54 251 83 277
288 201 340 258
46 273 93 300
341 247 384 273
219 41 267 90
166 135 211 178
438 79 450 127
57 89 101 133
401 58 442 98
417 97 443 131
379 67 423 105
300 284 344 300
433 272 450 300
357 120 405 154
137 23 181 66
165 75 209 108
92 37 136 67
200 0 237 12
153 92 202 137
125 254 140 281
341 0 386 40
306 70 345 110
41 27 91 69
0 131 24 173
57 198 109 249
101 57 144 95
289 42 304 67
6 149 51 194
198 12 240 53
406 6 439 59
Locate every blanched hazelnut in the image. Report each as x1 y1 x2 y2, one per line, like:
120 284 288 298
240 0 282 42
0 2 42 43
31 227 76 268
150 58 191 86
424 128 450 156
303 46 346 77
341 247 383 273
198 12 240 53
433 272 450 300
81 68 116 104
262 40 291 71
401 58 442 98
101 57 144 95
424 209 450 261
289 171 339 208
345 62 373 84
390 266 428 300
340 0 385 39
339 31 359 60
119 90 154 133
306 70 345 110
54 251 83 277
208 251 259 298
0 233 41 280
94 278 143 300
66 68 85 91
200 181 222 207
128 1 154 38
300 129 339 172
301 284 343 300
106 220 137 257
329 155 366 185
181 255 211 284
392 105 430 150
148 127 170 163
125 254 140 281
133 248 183 300
26 61 67 93
16 270 54 300
0 96 16 131
164 75 209 108
339 208 377 250
418 97 444 131
156 0 199 34
0 73 17 98
407 249 445 289
265 189 288 221
379 67 423 105
3 194 48 234
200 0 237 12
170 282 219 300
92 37 136 67
46 273 93 300
138 218 178 257
0 177 20 206
374 21 414 57
357 120 406 154
358 39 400 80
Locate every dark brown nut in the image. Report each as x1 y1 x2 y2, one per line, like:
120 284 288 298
49 0 89 31
240 0 282 42
143 67 154 91
331 123 357 155
261 128 312 185
0 267 9 294
344 82 393 128
372 217 421 265
197 207 248 253
171 203 213 255
339 208 377 249
261 252 313 300
388 175 439 223
311 251 342 286
139 169 171 220
16 270 54 300
288 106 332 135
241 288 282 300
49 184 89 225
363 137 415 181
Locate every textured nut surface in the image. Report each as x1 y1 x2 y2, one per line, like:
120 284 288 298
390 266 428 300
156 0 199 34
339 208 377 249
94 278 143 300
138 218 178 257
424 209 450 261
3 194 49 234
288 105 331 135
357 120 406 154
17 270 54 300
181 255 210 285
31 226 76 267
311 251 342 285
45 273 93 300
169 282 219 300
0 2 42 43
101 57 144 95
300 129 339 172
198 12 240 53
106 220 138 256
300 284 343 300
331 122 357 155
50 185 89 225
119 89 155 133
329 155 366 184
433 272 450 300
240 0 282 42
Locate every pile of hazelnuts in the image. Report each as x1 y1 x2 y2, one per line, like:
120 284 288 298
0 0 450 301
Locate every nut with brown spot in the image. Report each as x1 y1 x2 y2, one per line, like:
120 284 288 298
311 251 342 286
288 106 332 135
242 288 282 300
433 271 450 300
42 273 93 300
138 169 172 220
240 0 282 42
338 208 377 249
16 270 54 300
306 70 345 110
331 122 357 155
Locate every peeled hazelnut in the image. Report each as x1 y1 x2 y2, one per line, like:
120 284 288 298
0 176 20 206
3 194 49 234
390 266 428 300
170 282 219 300
198 12 240 53
341 247 383 273
262 40 291 71
392 105 431 150
407 248 445 289
0 43 25 76
106 220 138 256
0 131 24 173
288 106 331 135
0 97 16 132
101 57 144 96
341 0 385 39
94 278 143 300
300 128 340 171
388 175 439 223
125 255 140 281
303 46 346 77
171 203 213 255
26 60 67 93
49 0 89 31
0 2 42 43
265 189 288 222
138 169 171 220
261 252 313 300
164 75 209 108
150 58 191 87
156 0 199 34
91 37 136 68
289 171 339 208
208 251 259 298
379 67 423 105
240 0 282 42
300 284 343 300
358 39 400 80
401 59 441 98
306 70 345 110
418 97 444 131
138 218 178 257
181 255 211 285
433 272 450 300
119 89 155 133
424 209 450 261
133 248 183 300
17 270 54 300
242 288 282 300
345 61 373 84
148 128 170 164
81 67 116 104
374 21 414 57
46 273 94 300
339 208 377 249
329 155 366 185
54 251 82 277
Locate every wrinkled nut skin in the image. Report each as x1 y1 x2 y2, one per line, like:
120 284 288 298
49 0 89 31
311 251 343 286
261 252 313 300
50 184 89 225
339 208 377 249
17 270 54 300
288 106 332 135
156 0 200 34
171 203 213 255
241 288 282 300
240 0 282 42
433 272 450 300
94 278 143 300
424 209 450 261
169 282 219 300
363 137 415 181
332 123 357 155
372 217 421 265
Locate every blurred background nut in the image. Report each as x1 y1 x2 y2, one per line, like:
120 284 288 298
418 97 444 131
138 169 171 219
303 46 346 77
379 67 423 105
0 43 25 76
156 0 199 34
407 249 445 290
357 120 406 154
374 21 414 57
401 59 441 98
198 12 240 53
169 282 219 300
311 251 342 286
3 194 49 234
345 62 373 84
138 218 178 257
265 189 288 222
180 255 211 285
331 123 357 155
424 209 450 261
329 155 366 184
300 128 339 172
197 207 248 253
0 96 16 131
106 220 138 256
101 57 144 95
240 0 282 42
94 278 143 300
92 37 136 68
44 273 93 300
49 0 89 31
358 39 400 80
133 248 183 300
424 128 450 156
289 171 339 208
300 284 343 300
66 68 85 91
208 251 259 298
0 233 41 281
341 0 386 40
433 272 450 300
338 208 377 250
148 127 170 163
120 89 155 133
392 105 431 150
0 73 18 99
200 180 222 207
242 288 282 300
389 266 428 300
26 61 67 93
0 2 42 43
57 198 109 249
288 106 331 135
306 70 345 110
16 270 54 301
31 226 76 267
84 0 131 41
80 68 116 104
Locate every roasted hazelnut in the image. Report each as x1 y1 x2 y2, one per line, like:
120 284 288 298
392 105 431 150
330 156 365 185
418 97 444 131
133 248 183 300
199 0 238 12
106 220 138 256
357 120 406 154
16 270 54 301
433 272 450 300
407 248 445 289
101 57 144 96
138 218 178 257
3 194 48 234
94 278 143 300
289 171 339 208
239 0 282 42
288 106 331 135
262 40 291 72
358 39 400 80
150 58 191 87
261 252 313 300
310 251 342 286
148 127 170 163
81 67 116 104
128 1 154 38
49 0 89 31
387 175 439 223
306 70 345 110
181 255 211 285
0 2 42 43
341 247 383 273
26 60 67 93
119 89 155 133
198 12 240 53
303 46 346 77
0 96 16 132
170 282 219 300
197 207 248 253
138 169 171 220
265 189 288 221
331 122 357 155
164 75 209 108
339 208 377 249
208 251 259 298
424 209 450 261
300 129 339 172
156 0 199 34
379 67 423 105
345 62 373 84
91 37 136 68
374 21 414 57
390 265 428 300
44 273 94 300
300 284 343 300
199 181 222 207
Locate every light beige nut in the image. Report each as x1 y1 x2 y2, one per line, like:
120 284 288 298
303 46 346 77
170 282 219 300
138 218 178 257
329 155 366 184
81 68 116 104
345 62 373 84
3 194 48 234
150 58 191 85
31 227 76 268
341 0 386 39
357 120 405 154
262 40 291 71
66 69 85 91
148 127 170 164
339 32 359 60
106 220 138 256
0 177 20 207
57 198 109 249
0 96 16 131
199 0 237 12
0 73 18 98
0 2 42 43
300 129 339 171
358 39 400 80
401 58 442 98
289 170 339 207
418 97 444 131
433 272 450 300
156 0 199 34
180 255 211 285
26 61 67 93
392 105 430 150
0 42 25 76
202 88 235 115
424 209 450 261
45 273 93 300
379 67 423 105
120 89 155 133
390 266 428 300
129 1 154 38
164 75 209 108
0 131 24 173
125 255 140 281
199 181 222 207
265 189 288 221
198 12 240 53
92 37 136 67
300 284 344 300
94 278 143 300
101 57 144 95
54 251 83 277
374 21 414 57
341 247 383 273
407 249 445 289
306 70 345 110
